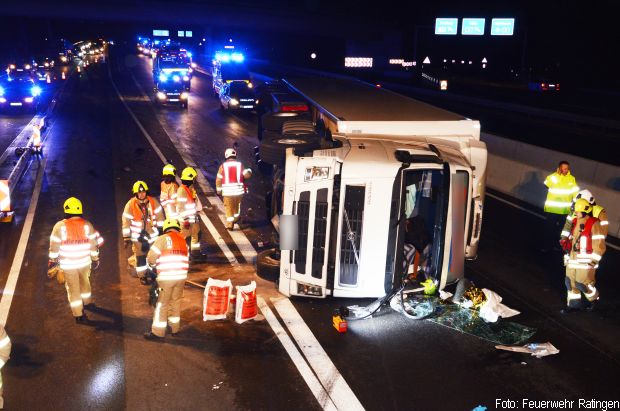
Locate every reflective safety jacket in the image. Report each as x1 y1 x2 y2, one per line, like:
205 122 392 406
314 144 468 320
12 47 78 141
176 184 198 224
0 325 12 370
544 171 579 215
562 205 608 238
122 197 164 243
566 216 606 270
216 159 250 196
147 230 189 281
49 217 102 270
160 180 179 218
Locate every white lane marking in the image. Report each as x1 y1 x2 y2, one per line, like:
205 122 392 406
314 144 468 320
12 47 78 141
128 71 257 262
487 192 620 251
107 64 240 266
272 298 364 411
0 157 47 326
257 297 338 411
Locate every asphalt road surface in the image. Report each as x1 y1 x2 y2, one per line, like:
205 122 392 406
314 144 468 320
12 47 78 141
0 47 618 411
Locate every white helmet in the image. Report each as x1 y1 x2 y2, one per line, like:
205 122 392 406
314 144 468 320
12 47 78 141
574 189 595 205
225 148 237 159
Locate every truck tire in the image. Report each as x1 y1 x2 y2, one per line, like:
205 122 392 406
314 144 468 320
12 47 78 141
257 248 280 281
261 112 312 133
259 131 321 166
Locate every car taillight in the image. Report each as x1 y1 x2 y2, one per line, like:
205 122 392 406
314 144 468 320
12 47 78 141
556 83 560 90
281 104 308 112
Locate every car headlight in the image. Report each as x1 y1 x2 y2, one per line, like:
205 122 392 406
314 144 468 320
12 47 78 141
191 62 197 68
157 91 166 100
247 82 253 88
61 56 68 62
24 97 34 103
159 74 168 82
230 98 239 105
183 75 189 82
180 92 189 99
31 86 42 96
0 97 6 103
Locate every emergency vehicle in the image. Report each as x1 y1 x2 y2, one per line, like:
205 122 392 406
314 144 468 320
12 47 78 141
152 48 191 108
257 78 487 299
211 51 251 96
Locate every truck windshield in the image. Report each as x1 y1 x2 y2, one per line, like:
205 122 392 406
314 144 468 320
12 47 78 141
401 168 447 283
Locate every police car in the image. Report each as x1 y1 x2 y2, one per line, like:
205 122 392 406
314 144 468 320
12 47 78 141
0 68 42 111
219 80 255 111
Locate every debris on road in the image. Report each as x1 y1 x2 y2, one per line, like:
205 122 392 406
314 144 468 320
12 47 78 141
495 342 560 358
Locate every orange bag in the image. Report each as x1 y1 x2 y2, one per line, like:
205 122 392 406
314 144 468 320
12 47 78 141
235 281 257 324
203 278 232 321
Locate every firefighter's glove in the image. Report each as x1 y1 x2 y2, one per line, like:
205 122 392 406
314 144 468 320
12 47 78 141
92 260 100 271
559 238 571 253
47 260 59 279
183 221 190 229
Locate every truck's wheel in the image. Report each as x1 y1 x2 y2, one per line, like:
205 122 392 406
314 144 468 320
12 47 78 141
261 112 312 133
259 131 321 166
257 248 280 281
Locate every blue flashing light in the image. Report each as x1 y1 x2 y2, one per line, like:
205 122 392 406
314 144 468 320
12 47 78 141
172 75 181 82
159 74 168 82
0 86 4 96
231 53 244 62
31 86 42 97
186 51 193 58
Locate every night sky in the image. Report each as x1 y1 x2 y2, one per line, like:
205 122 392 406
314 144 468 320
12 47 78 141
0 0 616 89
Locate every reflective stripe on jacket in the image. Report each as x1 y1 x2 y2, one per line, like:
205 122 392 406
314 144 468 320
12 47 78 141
49 217 101 270
562 205 608 238
160 181 179 217
147 231 189 281
544 171 579 214
122 197 163 242
176 184 197 223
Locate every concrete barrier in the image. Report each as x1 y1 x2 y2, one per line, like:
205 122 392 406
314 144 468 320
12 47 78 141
482 132 620 238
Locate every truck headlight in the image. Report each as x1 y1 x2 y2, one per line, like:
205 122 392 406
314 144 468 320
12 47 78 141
157 91 166 100
230 98 239 106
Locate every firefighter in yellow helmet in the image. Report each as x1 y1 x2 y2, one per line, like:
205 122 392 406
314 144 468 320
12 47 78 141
560 189 609 240
48 197 104 324
160 164 179 218
121 181 164 284
562 198 606 313
176 167 202 259
144 218 189 340
215 148 252 230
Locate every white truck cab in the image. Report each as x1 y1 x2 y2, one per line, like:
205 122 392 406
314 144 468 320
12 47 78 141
268 78 487 299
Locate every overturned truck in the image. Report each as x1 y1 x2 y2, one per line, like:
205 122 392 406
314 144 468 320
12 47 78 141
256 77 487 299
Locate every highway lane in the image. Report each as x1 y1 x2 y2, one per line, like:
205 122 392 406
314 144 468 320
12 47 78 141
0 46 619 410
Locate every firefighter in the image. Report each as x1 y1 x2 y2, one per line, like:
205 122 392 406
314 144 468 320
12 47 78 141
562 199 606 313
0 326 11 409
215 148 252 230
160 163 179 218
144 218 189 340
542 161 579 252
560 189 609 239
122 181 164 284
48 197 103 323
176 167 201 257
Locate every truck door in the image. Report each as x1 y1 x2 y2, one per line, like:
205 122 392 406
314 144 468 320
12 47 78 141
288 157 339 297
439 165 471 289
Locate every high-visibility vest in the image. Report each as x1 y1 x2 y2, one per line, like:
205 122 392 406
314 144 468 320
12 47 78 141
151 231 189 281
177 185 197 223
51 218 98 270
123 197 161 241
220 161 246 196
160 181 178 216
544 172 579 214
